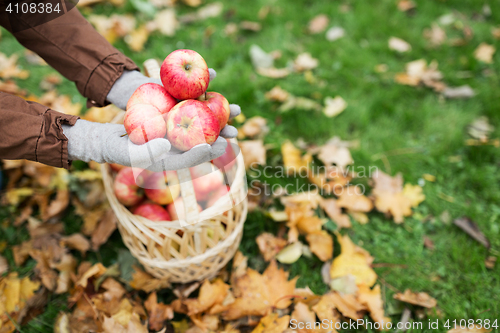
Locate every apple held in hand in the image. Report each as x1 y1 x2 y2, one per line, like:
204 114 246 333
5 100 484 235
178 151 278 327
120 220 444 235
144 171 181 205
190 162 225 201
160 49 209 100
198 92 230 131
114 167 144 206
132 202 171 221
124 104 167 145
166 100 220 151
126 83 176 120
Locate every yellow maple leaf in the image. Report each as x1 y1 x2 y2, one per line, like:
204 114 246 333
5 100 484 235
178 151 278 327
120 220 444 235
252 313 290 333
281 141 312 175
357 284 391 329
402 184 425 207
330 234 377 287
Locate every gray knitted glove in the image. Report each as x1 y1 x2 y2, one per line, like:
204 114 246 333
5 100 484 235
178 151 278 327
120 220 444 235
62 120 228 171
106 69 241 138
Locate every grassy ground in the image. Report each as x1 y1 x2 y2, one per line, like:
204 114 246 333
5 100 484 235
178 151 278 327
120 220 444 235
1 0 500 331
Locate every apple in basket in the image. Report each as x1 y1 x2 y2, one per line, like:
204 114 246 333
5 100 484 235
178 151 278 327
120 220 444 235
206 185 231 208
165 100 220 151
132 202 171 221
144 171 181 205
113 167 149 206
197 92 230 131
126 83 177 121
167 197 202 221
124 104 167 145
212 138 238 171
160 49 210 100
189 162 225 201
109 163 125 173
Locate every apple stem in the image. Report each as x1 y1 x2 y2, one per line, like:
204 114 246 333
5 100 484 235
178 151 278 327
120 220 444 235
184 64 192 71
120 133 128 138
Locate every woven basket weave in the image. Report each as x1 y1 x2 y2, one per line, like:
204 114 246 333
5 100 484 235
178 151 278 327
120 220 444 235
101 59 248 283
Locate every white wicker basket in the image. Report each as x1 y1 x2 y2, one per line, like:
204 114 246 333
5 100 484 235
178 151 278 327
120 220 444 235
101 59 248 282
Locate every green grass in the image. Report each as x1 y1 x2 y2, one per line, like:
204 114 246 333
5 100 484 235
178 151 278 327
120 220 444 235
1 0 500 331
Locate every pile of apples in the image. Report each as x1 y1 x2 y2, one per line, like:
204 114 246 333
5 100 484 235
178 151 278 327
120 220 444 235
112 162 231 222
124 49 230 150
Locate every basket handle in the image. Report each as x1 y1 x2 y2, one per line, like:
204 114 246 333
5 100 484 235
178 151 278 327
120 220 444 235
143 59 200 226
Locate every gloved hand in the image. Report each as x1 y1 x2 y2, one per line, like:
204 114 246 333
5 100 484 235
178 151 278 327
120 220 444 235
106 69 241 138
62 120 229 172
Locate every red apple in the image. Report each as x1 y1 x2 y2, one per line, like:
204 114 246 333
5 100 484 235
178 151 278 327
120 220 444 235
167 197 203 221
126 83 177 121
166 100 220 151
114 167 144 206
160 49 210 100
206 185 230 208
124 103 167 145
190 162 225 201
197 92 230 131
132 202 171 221
212 139 237 171
144 171 181 205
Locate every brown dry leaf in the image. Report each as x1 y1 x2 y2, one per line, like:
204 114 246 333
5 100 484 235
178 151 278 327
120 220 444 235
252 313 290 333
389 37 411 53
43 189 70 221
29 248 59 291
240 116 269 139
372 171 413 223
323 96 347 118
320 198 351 229
448 327 492 333
294 53 319 72
309 166 354 195
12 241 33 266
0 255 8 275
311 293 340 324
76 263 107 288
474 43 495 64
357 284 391 327
130 266 171 292
393 289 437 308
145 292 174 331
91 209 117 251
492 27 500 40
468 116 494 141
102 299 148 333
224 261 298 320
316 137 353 168
265 86 290 102
240 140 266 170
183 0 202 7
0 52 30 79
306 231 333 261
282 141 312 175
330 233 377 287
319 291 365 320
61 234 90 255
53 254 77 294
453 217 490 248
279 96 322 112
424 23 446 47
240 21 261 32
256 67 291 78
83 104 122 123
397 0 415 11
395 59 445 92
485 256 496 269
147 9 178 36
308 14 329 34
88 14 136 42
182 279 229 316
291 301 328 332
125 25 149 52
256 233 288 262
337 190 373 212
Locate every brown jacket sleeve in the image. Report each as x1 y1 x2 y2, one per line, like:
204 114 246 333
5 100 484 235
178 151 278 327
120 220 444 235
0 92 79 168
0 4 139 168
